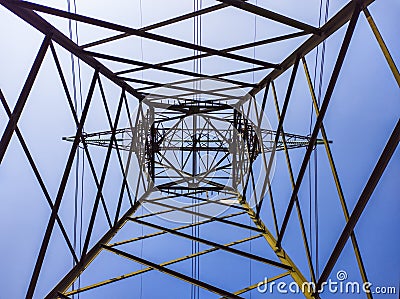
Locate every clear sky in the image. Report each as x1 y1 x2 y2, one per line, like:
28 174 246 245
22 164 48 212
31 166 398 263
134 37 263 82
0 0 399 298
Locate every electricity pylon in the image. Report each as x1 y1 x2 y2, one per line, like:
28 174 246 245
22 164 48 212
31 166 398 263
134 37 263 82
0 0 398 298
58 87 327 298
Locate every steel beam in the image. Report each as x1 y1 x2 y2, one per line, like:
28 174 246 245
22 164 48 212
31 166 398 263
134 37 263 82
26 70 98 299
81 88 125 257
143 200 262 233
45 191 151 298
256 55 300 216
95 77 134 224
302 56 372 299
109 211 244 247
8 1 277 68
216 0 319 34
50 43 114 228
104 246 244 299
81 3 240 49
271 81 316 284
0 0 144 100
229 271 291 297
0 34 51 164
56 293 71 299
277 5 361 248
117 31 305 76
132 218 291 270
318 119 400 288
363 7 400 87
238 197 313 299
246 0 375 99
0 90 78 264
86 50 257 88
67 233 261 296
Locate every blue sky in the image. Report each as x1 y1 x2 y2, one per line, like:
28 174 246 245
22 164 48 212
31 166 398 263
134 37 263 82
0 0 399 298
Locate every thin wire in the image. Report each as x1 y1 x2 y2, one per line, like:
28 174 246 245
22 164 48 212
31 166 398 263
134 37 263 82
191 3 195 297
139 1 144 298
309 0 324 270
197 4 201 298
197 4 201 299
191 1 201 297
309 0 321 279
65 0 85 293
249 2 257 297
140 204 144 298
315 0 329 279
71 0 85 295
139 0 144 87
252 0 257 85
67 0 79 297
309 0 329 279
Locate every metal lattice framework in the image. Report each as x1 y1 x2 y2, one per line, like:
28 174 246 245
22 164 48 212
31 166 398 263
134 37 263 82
0 0 399 298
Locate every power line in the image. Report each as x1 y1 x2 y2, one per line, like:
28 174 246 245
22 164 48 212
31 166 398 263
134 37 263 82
309 0 330 279
67 0 84 297
139 1 144 299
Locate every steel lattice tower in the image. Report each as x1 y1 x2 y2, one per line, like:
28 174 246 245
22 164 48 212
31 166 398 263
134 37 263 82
0 0 398 298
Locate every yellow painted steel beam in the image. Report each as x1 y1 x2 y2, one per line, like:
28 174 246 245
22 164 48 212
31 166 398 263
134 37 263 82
238 196 314 299
66 234 263 296
271 80 317 285
230 271 291 296
108 211 245 247
46 190 152 298
363 8 400 87
132 198 211 220
302 56 372 299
